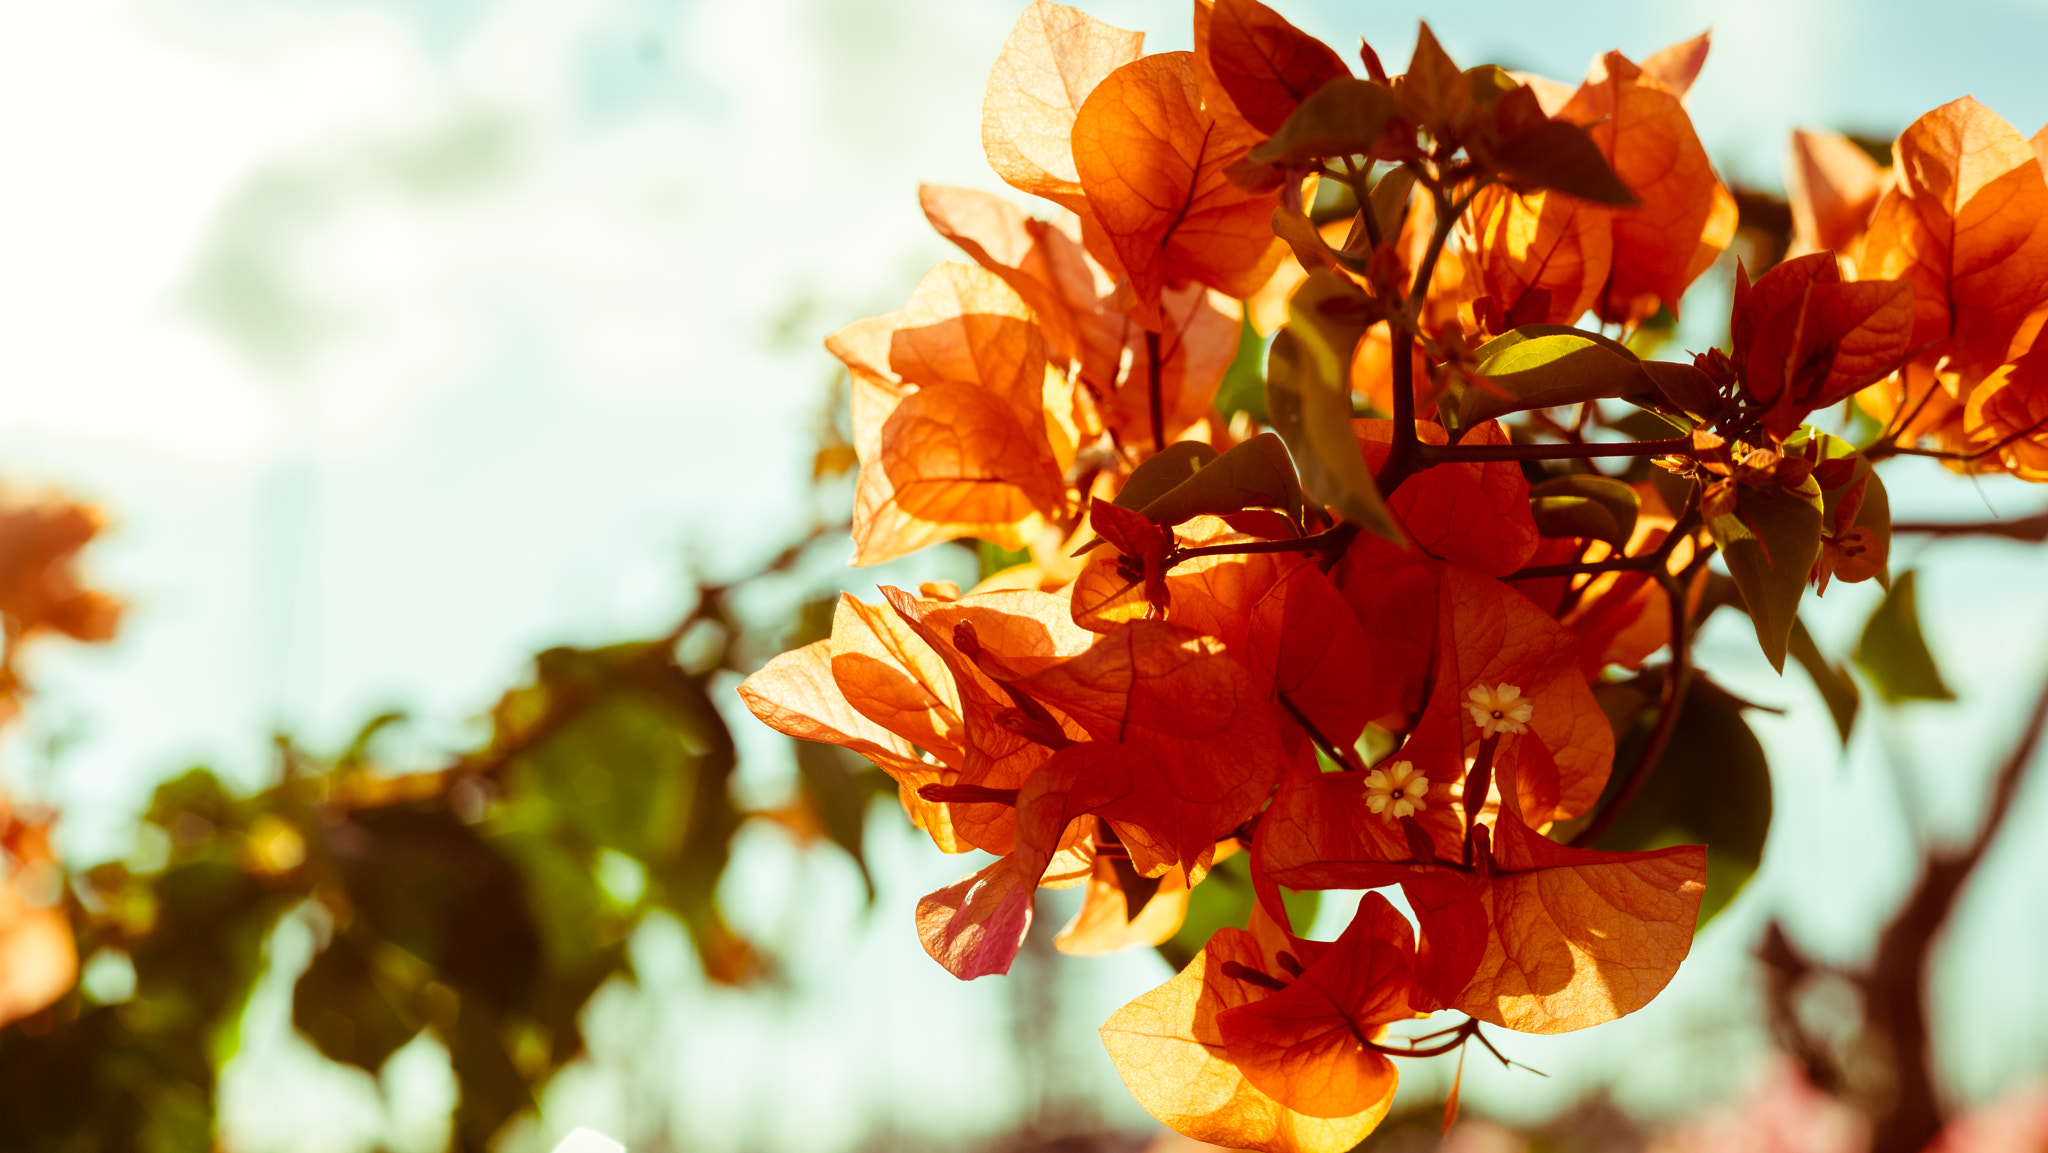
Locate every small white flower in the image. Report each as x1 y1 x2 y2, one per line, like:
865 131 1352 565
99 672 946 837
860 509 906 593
1363 760 1430 821
1466 683 1534 737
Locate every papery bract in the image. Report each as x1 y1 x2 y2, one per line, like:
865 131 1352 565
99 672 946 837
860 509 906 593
1215 894 1414 1118
1020 618 1287 872
0 801 75 1029
1072 51 1287 320
829 264 1069 565
1101 907 1392 1153
983 1 1145 218
1857 96 2048 369
1788 128 1888 259
1197 0 1350 135
1731 252 1915 436
1560 49 1737 323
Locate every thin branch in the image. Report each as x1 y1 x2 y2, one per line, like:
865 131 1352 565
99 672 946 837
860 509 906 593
1147 329 1166 454
1375 178 1465 493
1278 694 1365 771
1506 554 1662 581
1165 525 1352 569
1861 657 2048 1153
1891 512 2048 542
1569 569 1694 848
1419 436 1695 464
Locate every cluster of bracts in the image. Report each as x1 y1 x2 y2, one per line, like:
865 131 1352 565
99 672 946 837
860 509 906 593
741 1 2048 1147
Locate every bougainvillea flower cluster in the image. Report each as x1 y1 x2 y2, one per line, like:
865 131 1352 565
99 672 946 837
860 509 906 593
742 1 2048 1146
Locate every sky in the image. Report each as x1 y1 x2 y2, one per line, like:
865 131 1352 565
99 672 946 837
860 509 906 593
3 0 2047 1149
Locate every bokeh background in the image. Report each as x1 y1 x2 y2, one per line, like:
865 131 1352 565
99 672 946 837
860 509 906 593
6 0 2048 1149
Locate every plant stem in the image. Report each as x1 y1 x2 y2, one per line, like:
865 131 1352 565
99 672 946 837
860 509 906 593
1165 525 1354 569
1507 555 1660 581
1147 329 1166 453
1420 436 1694 464
1375 179 1462 493
1569 569 1694 848
1891 512 2048 541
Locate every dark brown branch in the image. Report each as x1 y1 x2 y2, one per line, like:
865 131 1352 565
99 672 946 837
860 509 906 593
1165 525 1352 569
1420 436 1694 464
1569 569 1694 848
1507 554 1662 581
1860 658 2048 1153
1146 329 1166 454
1892 512 2048 542
917 783 1019 806
1278 693 1364 771
1375 179 1464 493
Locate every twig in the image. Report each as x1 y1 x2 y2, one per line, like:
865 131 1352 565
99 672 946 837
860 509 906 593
1859 657 2048 1153
1569 569 1694 848
1891 512 2048 542
1147 329 1166 454
1419 436 1695 464
1375 180 1466 493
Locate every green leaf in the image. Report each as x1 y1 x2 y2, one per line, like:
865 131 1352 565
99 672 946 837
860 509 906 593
1138 433 1306 529
1853 570 1955 703
329 806 544 1010
1708 476 1823 673
977 539 1032 580
1368 165 1417 244
1788 617 1861 744
1214 307 1270 422
1265 272 1399 540
445 999 535 1151
1459 325 1652 426
1114 441 1219 512
292 933 425 1073
792 743 892 901
1488 118 1635 206
1271 204 1368 276
1154 854 1319 972
1248 77 1400 165
1789 428 1893 592
1529 475 1639 548
1590 677 1772 928
1640 360 1718 422
1464 64 1520 108
1854 468 1892 593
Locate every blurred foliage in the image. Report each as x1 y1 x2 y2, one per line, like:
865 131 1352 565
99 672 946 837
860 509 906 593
0 525 906 1151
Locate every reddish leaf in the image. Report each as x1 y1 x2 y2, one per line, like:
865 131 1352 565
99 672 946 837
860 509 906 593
829 264 1069 565
738 639 959 849
0 801 75 1028
1072 52 1287 320
1216 894 1414 1118
1858 96 2048 369
1201 0 1351 135
1964 344 2048 479
1638 31 1710 99
1247 561 1376 755
920 183 1104 369
1467 185 1615 327
1103 286 1243 443
982 1 1144 217
881 586 1098 853
1100 915 1392 1152
1789 128 1886 257
1733 254 1916 436
1421 786 1705 1032
918 741 1158 978
828 593 966 767
1561 51 1737 323
1020 619 1287 870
